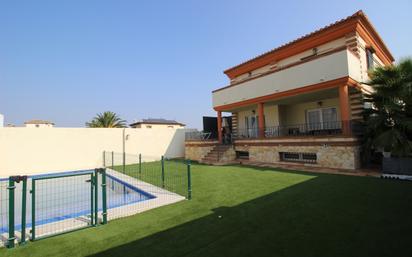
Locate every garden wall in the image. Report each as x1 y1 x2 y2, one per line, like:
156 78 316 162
0 127 192 176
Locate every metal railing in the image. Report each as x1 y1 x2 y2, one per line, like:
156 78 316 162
234 120 362 139
185 131 214 141
103 152 192 201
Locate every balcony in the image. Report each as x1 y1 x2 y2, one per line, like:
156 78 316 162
185 120 362 144
234 120 361 140
213 48 361 109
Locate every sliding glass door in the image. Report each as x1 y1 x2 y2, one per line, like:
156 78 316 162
245 115 258 138
306 107 338 131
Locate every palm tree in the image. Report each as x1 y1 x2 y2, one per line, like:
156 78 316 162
86 111 127 128
362 58 412 160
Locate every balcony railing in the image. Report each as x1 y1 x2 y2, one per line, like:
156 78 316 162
185 131 215 141
235 120 362 139
185 121 363 142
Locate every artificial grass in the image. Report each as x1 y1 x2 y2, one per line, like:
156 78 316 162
2 163 412 257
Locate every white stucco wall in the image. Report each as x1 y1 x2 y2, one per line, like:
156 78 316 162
0 127 189 177
213 49 351 107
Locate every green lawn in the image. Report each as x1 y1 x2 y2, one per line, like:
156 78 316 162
2 163 412 257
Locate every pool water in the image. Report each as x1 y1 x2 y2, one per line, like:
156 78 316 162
0 170 155 234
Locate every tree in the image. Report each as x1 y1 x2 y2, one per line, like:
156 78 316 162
86 111 127 128
362 58 412 160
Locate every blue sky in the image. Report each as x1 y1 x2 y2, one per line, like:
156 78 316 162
1 0 411 128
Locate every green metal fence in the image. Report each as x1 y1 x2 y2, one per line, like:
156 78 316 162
1 153 191 248
1 178 11 247
102 152 191 221
0 170 107 247
30 171 96 241
103 152 191 199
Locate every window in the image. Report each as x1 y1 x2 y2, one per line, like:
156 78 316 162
306 107 338 130
244 115 258 138
366 48 374 70
236 151 249 160
146 125 152 128
280 152 317 163
167 125 174 128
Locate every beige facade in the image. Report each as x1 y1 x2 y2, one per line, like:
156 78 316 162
186 11 393 171
213 49 355 107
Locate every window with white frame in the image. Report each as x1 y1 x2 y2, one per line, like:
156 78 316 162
306 107 338 130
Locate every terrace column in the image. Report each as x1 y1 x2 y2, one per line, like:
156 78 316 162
217 111 223 143
258 102 265 138
339 84 351 135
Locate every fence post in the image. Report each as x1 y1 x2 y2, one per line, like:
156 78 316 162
101 168 108 224
161 156 165 188
94 169 98 226
111 151 114 169
30 179 36 241
103 151 106 167
187 160 192 200
90 173 94 226
123 152 126 173
139 153 142 176
20 176 27 245
7 177 15 248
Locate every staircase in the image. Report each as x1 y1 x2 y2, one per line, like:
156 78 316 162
200 144 235 164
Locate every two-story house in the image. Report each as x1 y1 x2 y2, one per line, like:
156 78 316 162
186 10 394 170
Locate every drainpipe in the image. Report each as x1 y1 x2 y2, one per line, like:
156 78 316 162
122 128 126 172
122 128 126 154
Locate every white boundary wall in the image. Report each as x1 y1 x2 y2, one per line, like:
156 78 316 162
0 127 193 177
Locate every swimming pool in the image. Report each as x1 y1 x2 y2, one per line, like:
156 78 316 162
0 170 156 235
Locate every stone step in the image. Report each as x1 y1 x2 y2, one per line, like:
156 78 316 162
201 144 234 163
205 152 219 158
201 157 219 162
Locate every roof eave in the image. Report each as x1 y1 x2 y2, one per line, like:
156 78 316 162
223 11 394 79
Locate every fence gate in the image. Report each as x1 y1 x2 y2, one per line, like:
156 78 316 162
30 170 99 240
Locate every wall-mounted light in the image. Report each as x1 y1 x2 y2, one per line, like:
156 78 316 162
317 101 323 107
